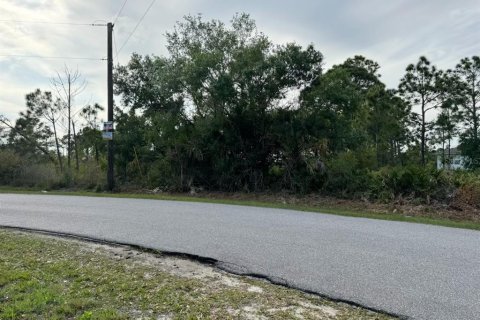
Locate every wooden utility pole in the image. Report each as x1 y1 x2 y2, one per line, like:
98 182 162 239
107 22 115 191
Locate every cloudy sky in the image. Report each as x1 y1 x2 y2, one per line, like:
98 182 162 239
1 0 479 122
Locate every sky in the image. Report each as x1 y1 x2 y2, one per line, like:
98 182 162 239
1 0 479 122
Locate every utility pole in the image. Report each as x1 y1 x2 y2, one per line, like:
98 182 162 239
107 22 115 191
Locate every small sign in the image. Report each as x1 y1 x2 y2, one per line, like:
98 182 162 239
103 121 114 140
103 121 113 131
102 131 113 140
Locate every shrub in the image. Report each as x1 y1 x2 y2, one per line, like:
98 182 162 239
324 151 373 198
450 171 480 208
13 163 62 189
0 150 23 184
370 165 453 202
454 183 480 208
74 161 105 190
146 158 179 191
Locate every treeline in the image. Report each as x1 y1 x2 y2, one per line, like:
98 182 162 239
1 14 479 202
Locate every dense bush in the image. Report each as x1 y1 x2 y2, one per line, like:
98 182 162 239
450 171 480 208
369 166 453 202
0 149 23 184
324 151 373 198
12 163 62 188
320 157 468 204
0 149 106 190
73 161 105 190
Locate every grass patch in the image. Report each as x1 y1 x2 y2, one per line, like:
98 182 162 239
0 229 393 319
1 186 480 231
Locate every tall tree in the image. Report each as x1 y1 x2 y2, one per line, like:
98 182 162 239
399 56 443 166
301 55 410 167
433 111 457 168
51 66 86 171
301 60 371 154
167 14 323 190
456 56 480 168
78 104 105 163
115 14 323 191
432 70 462 168
25 89 64 171
1 111 55 163
367 87 411 167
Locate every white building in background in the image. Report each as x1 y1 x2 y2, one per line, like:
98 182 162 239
436 147 467 170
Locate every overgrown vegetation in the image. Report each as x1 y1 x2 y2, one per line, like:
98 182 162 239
0 230 393 319
0 14 479 210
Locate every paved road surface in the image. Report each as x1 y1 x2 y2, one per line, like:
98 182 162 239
0 194 479 319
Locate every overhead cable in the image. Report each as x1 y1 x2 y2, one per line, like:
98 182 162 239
0 54 106 61
113 0 129 25
116 0 156 57
0 19 107 26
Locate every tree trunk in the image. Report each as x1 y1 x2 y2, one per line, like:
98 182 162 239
473 78 477 141
442 132 445 169
95 143 99 163
421 115 426 166
72 121 80 172
52 118 63 172
448 138 451 170
421 95 426 166
390 139 395 165
67 79 72 170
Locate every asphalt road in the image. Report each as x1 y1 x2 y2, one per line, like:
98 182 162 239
0 194 479 319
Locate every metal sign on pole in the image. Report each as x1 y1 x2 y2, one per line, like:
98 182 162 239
102 121 114 141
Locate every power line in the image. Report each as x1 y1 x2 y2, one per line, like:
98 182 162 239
113 30 120 65
116 0 156 57
113 0 129 25
0 19 107 26
0 54 106 61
